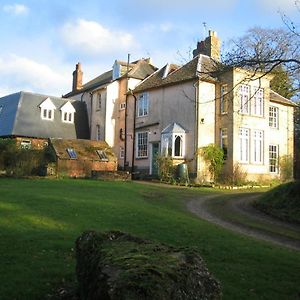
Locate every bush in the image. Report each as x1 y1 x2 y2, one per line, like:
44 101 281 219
279 155 294 182
201 144 224 182
156 155 176 183
76 230 222 300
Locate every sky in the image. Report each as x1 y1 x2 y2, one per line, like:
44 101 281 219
0 0 298 97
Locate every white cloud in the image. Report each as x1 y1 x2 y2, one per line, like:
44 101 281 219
0 55 69 97
255 0 298 13
61 19 137 54
3 3 29 15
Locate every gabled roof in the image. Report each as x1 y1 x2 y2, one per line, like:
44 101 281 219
64 58 157 97
161 122 187 134
133 55 217 93
50 138 117 162
0 91 90 139
270 90 297 107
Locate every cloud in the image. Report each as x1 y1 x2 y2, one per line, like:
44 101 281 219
255 0 298 13
61 19 137 54
3 3 29 15
0 55 69 97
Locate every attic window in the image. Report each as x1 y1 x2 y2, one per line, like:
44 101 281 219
66 148 77 159
96 150 108 161
61 101 75 124
39 97 56 121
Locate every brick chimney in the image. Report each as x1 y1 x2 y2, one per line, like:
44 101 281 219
193 30 221 61
72 62 83 92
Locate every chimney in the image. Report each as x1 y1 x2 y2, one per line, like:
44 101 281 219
72 62 83 92
193 30 221 61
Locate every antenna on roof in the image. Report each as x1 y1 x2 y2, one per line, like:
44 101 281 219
202 22 207 39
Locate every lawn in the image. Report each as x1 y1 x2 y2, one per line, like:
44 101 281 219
0 178 299 299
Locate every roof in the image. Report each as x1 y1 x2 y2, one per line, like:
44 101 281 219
270 90 298 107
50 138 117 162
64 59 157 97
134 55 218 93
161 122 187 134
0 91 90 139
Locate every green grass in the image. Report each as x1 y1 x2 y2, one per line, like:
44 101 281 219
0 178 299 299
254 181 300 224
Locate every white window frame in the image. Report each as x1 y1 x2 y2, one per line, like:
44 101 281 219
253 87 264 116
136 131 148 158
161 133 185 158
120 146 125 159
239 84 250 114
269 144 279 173
269 106 279 129
239 128 250 163
137 92 149 117
20 140 32 150
42 108 54 121
220 128 228 160
62 111 74 123
253 130 264 164
220 85 228 114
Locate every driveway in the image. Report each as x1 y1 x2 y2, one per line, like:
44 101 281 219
187 193 300 251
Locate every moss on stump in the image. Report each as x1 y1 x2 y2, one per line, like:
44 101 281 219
75 231 221 300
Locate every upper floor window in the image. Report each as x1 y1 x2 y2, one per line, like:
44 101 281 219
269 106 279 128
253 88 264 116
96 125 101 141
97 94 102 110
239 127 249 163
137 92 149 117
239 84 250 114
60 101 75 124
39 97 56 121
120 102 126 110
136 131 148 158
220 85 228 114
220 128 228 160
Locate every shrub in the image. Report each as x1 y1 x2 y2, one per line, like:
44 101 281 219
201 144 224 182
279 155 294 182
156 155 176 183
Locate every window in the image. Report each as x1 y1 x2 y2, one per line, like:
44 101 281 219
253 130 264 163
136 132 148 158
60 101 75 123
63 112 73 123
220 85 228 114
97 94 102 110
120 102 126 110
269 106 279 128
269 145 278 173
40 98 56 121
120 147 125 159
253 88 264 116
21 140 32 150
220 128 228 160
66 148 77 159
96 125 101 141
174 135 183 157
96 150 108 161
239 128 249 163
137 92 149 117
239 84 250 114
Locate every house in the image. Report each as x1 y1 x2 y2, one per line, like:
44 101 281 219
0 91 90 149
124 31 296 182
49 138 117 177
63 59 157 169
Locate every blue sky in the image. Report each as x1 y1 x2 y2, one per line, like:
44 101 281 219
0 0 298 97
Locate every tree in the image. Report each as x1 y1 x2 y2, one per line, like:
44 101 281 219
222 27 300 98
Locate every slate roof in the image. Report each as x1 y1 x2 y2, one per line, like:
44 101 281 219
50 138 117 162
161 122 187 134
270 90 297 107
64 59 157 97
0 91 90 139
134 55 218 93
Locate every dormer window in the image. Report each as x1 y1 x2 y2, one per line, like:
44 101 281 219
39 97 56 121
60 101 76 124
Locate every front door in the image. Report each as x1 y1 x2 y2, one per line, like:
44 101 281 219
151 143 159 177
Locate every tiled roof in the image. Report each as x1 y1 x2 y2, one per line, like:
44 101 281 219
134 55 217 93
270 90 297 107
50 138 116 161
0 91 90 139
